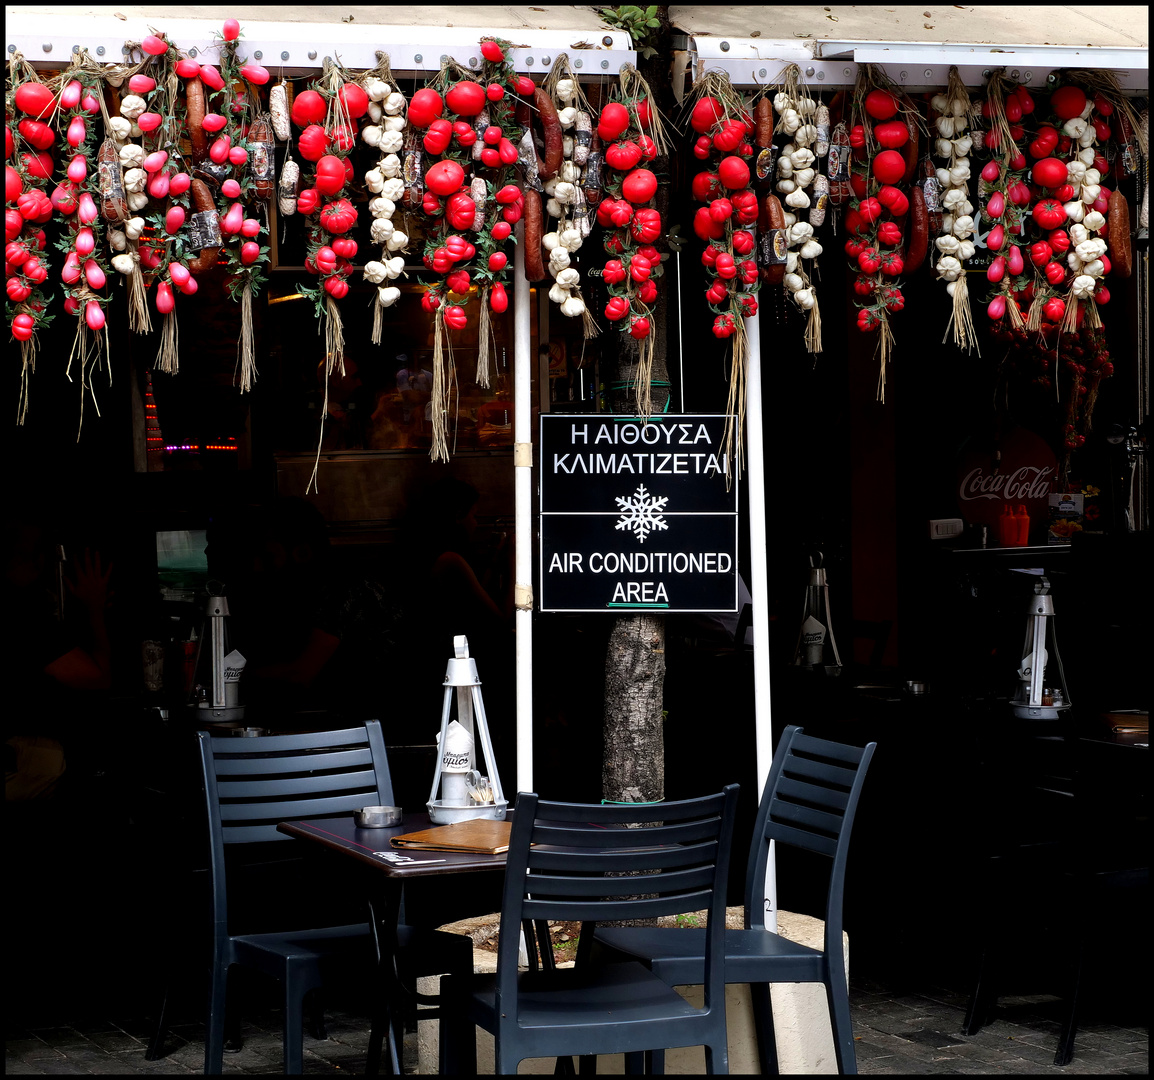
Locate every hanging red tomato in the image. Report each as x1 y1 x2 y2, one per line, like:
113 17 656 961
690 96 723 133
864 89 899 120
291 89 327 127
408 88 444 129
1032 158 1068 189
597 102 630 141
604 296 631 321
338 81 369 119
425 159 466 197
446 81 486 117
693 206 725 241
1031 199 1066 230
874 120 909 148
621 168 658 204
443 305 468 330
423 119 453 155
313 155 346 196
716 156 750 190
319 198 357 233
14 82 56 118
872 151 906 185
17 119 55 150
490 282 508 312
1050 85 1087 121
445 191 476 230
297 125 330 162
605 140 643 171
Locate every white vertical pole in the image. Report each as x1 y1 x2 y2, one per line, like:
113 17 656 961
744 308 777 932
513 223 534 794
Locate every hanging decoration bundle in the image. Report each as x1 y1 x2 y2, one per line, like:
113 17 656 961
537 53 598 339
684 69 760 475
409 40 530 460
288 56 365 490
51 57 112 433
360 53 409 343
929 66 978 353
293 57 363 371
770 64 828 352
6 52 57 421
843 65 924 402
980 69 1138 485
594 63 672 420
974 71 1033 333
208 19 273 393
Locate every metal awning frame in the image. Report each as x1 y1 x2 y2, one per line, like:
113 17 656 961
4 12 637 80
684 35 1149 93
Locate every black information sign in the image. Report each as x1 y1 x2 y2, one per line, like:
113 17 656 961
539 414 739 613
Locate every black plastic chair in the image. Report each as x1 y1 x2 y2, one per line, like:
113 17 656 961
440 785 741 1075
590 725 876 1074
195 721 472 1074
962 725 1149 1065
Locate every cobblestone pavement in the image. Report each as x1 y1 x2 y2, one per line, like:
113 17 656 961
5 973 1148 1075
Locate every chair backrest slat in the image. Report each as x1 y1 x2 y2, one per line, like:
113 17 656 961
780 753 860 790
773 774 851 814
523 862 718 898
217 766 381 803
767 796 848 839
523 889 717 924
213 745 376 777
529 817 722 848
527 839 718 874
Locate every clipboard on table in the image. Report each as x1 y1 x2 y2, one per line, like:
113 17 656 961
390 819 512 855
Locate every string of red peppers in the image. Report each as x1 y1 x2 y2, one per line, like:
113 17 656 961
52 64 111 396
7 60 57 408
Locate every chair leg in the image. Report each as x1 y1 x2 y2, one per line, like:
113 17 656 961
749 982 778 1073
648 1047 667 1073
962 947 995 1036
204 961 230 1075
826 973 858 1076
282 967 312 1074
305 987 328 1041
703 1040 728 1075
1054 938 1087 1067
437 975 477 1076
624 1050 646 1073
145 985 170 1061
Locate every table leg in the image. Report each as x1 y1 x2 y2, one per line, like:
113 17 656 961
365 880 406 1076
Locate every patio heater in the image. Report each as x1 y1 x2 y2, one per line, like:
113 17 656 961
792 551 843 675
193 589 247 722
428 635 507 824
1010 576 1072 720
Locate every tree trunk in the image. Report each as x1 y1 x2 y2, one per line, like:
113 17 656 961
602 7 675 806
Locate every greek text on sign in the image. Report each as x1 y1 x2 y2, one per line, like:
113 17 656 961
539 415 739 613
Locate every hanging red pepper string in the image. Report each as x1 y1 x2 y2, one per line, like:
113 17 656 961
52 58 112 433
6 52 57 419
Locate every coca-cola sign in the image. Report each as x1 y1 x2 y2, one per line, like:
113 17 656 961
955 426 1058 539
958 464 1055 503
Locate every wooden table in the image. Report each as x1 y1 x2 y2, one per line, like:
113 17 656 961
278 812 507 1075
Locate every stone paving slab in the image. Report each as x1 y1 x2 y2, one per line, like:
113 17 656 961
5 982 1148 1075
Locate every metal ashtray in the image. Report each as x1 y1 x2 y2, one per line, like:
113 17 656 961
354 805 402 828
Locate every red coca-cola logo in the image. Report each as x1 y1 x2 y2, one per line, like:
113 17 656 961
955 426 1058 538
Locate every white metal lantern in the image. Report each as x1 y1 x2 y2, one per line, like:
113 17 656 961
427 635 507 823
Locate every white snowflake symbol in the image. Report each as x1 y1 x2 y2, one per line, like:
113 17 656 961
615 484 669 543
